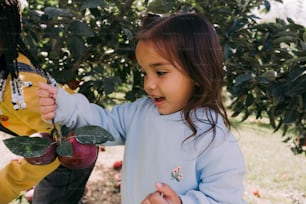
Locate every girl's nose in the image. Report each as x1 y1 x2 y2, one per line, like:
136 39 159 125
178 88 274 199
144 76 157 91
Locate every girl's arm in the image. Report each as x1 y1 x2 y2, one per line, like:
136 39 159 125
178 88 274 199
38 82 129 145
182 134 246 204
38 82 101 128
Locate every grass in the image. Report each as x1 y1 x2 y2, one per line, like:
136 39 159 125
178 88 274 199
232 118 306 204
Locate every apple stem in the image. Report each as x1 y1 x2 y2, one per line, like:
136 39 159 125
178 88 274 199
51 119 62 144
50 141 57 146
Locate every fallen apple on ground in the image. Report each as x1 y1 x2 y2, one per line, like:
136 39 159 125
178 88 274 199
25 132 57 165
113 160 123 170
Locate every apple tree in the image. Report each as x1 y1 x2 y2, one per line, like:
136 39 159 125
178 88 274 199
20 0 305 155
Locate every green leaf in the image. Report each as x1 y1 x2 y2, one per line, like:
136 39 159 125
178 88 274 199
3 137 50 158
260 71 276 81
245 94 254 107
44 7 72 18
68 36 86 60
223 44 231 61
235 73 254 86
69 21 95 37
103 77 121 95
287 67 306 82
147 0 175 13
75 125 114 145
122 28 134 41
81 0 107 10
263 0 271 11
303 31 306 42
283 110 299 124
269 82 286 98
60 125 70 137
286 76 306 97
283 57 306 65
56 141 72 156
267 111 276 129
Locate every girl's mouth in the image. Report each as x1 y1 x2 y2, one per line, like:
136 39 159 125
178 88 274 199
152 96 166 105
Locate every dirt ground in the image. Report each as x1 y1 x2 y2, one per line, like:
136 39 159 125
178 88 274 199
81 146 124 204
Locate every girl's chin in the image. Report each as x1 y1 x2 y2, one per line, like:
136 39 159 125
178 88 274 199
156 107 181 115
157 108 170 115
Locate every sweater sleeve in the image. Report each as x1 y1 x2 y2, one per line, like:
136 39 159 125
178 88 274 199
180 133 246 204
54 88 102 128
0 158 59 204
54 87 147 145
54 88 128 144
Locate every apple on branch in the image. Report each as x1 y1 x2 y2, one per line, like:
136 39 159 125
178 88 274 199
3 132 57 165
3 125 114 169
57 132 98 169
56 125 114 169
25 132 57 165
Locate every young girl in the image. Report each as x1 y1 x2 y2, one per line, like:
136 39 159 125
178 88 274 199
0 0 95 203
39 13 246 204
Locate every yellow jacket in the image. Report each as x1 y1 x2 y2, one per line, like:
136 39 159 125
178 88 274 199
0 53 72 204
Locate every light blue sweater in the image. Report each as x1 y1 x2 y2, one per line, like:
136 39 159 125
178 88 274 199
55 88 246 204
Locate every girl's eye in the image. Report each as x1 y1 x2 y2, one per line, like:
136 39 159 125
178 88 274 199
156 71 166 76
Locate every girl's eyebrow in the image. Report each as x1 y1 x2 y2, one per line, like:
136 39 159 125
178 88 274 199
150 63 163 68
149 62 172 68
138 61 173 71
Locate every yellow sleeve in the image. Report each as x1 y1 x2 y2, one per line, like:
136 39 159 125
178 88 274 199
0 158 60 204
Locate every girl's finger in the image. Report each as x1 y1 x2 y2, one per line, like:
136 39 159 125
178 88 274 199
155 182 181 203
37 89 50 98
41 111 55 121
39 104 56 115
39 97 55 106
38 82 57 96
141 197 151 204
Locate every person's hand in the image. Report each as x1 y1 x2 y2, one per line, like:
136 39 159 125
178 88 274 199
141 182 182 204
37 82 58 121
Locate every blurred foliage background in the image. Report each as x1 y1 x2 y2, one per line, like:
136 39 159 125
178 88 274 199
21 0 306 154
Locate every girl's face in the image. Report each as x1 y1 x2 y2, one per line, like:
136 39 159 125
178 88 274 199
136 40 195 115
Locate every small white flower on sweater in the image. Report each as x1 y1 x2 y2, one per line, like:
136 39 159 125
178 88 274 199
171 166 183 182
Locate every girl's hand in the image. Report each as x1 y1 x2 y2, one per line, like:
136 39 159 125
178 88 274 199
141 182 182 204
37 82 58 121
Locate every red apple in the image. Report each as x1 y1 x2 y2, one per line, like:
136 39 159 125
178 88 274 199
113 160 123 170
25 132 57 165
58 132 98 169
113 173 121 191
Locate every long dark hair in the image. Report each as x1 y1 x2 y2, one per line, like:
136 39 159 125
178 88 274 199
0 0 21 80
137 13 230 142
0 0 55 109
